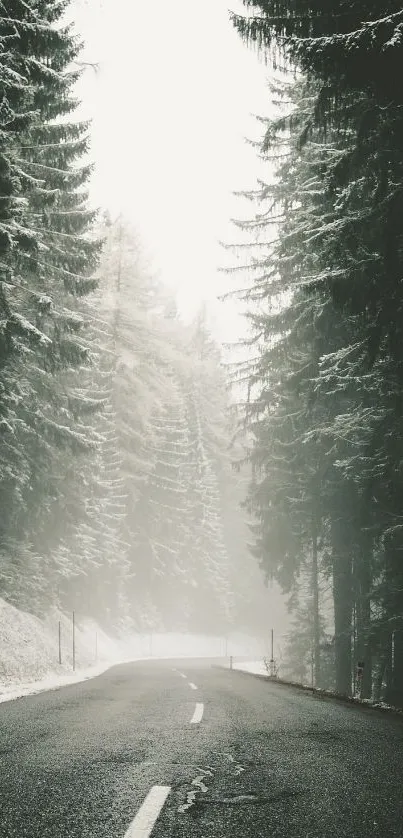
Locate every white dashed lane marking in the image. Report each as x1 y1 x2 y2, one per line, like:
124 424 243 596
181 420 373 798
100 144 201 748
123 785 170 838
190 703 204 724
172 668 187 679
188 682 198 690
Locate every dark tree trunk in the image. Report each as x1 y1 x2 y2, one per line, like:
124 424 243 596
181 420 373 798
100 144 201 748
383 636 393 704
354 543 372 699
383 541 403 707
332 547 353 696
386 629 403 708
373 648 388 703
312 513 321 688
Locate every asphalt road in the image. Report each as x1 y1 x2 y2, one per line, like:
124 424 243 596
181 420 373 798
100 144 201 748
1 660 403 837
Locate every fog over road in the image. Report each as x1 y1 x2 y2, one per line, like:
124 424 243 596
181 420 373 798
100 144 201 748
1 660 402 837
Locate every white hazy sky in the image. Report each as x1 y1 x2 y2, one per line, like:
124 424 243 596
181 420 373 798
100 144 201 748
70 0 272 342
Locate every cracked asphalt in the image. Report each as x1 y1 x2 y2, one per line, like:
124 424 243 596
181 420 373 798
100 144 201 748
1 660 403 837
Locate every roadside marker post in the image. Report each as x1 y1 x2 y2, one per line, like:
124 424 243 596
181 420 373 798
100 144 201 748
72 611 76 672
269 628 276 677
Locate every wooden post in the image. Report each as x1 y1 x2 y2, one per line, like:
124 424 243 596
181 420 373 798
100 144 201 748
269 628 276 677
58 621 62 665
72 611 76 672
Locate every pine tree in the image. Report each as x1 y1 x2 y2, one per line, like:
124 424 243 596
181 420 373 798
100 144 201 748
0 0 102 611
227 2 403 703
95 234 239 632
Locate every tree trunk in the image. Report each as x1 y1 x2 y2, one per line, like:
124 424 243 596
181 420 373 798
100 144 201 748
373 651 387 703
354 544 372 699
384 538 403 707
383 636 393 704
386 629 403 708
312 513 321 688
332 548 353 696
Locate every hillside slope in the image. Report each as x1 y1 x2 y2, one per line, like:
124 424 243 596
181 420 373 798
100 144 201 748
0 598 129 702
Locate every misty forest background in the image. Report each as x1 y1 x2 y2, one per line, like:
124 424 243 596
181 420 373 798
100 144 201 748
2 0 403 706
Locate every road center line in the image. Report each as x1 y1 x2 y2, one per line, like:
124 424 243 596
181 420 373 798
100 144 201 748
190 702 204 724
172 669 187 679
123 785 171 838
189 682 198 690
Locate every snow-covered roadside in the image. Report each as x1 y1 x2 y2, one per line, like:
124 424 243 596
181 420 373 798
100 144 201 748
0 597 131 704
0 662 120 704
228 658 403 716
0 597 267 705
232 659 268 677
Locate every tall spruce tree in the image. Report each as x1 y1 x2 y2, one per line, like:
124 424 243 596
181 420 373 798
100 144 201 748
229 2 403 701
0 0 102 611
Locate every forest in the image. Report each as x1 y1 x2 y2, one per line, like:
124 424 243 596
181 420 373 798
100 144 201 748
0 0 268 640
229 1 403 704
1 0 403 707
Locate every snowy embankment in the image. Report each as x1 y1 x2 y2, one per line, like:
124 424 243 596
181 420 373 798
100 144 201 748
0 598 131 704
232 659 268 677
0 597 264 704
229 658 403 715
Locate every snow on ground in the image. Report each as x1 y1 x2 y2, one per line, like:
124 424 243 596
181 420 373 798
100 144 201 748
0 597 130 704
232 659 268 677
0 596 265 704
228 659 403 715
0 663 119 704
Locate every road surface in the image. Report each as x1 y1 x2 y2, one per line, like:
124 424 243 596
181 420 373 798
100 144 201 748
1 659 403 837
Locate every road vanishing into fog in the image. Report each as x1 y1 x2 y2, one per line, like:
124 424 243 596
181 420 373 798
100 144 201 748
1 661 403 838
